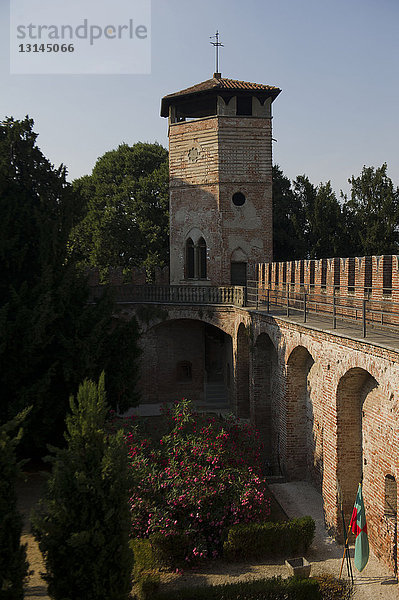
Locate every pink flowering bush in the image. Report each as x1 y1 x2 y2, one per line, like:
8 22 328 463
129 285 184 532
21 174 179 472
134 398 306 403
123 399 271 562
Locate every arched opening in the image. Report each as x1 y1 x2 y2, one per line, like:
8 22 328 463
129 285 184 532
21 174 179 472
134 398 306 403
336 368 378 525
138 319 232 408
198 237 207 279
285 346 316 482
236 323 250 418
252 333 278 470
176 360 192 382
185 238 195 278
185 236 207 280
231 247 247 287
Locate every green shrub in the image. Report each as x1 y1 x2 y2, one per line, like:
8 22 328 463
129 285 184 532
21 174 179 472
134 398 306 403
131 532 191 576
135 571 160 600
131 539 158 578
0 409 30 600
223 516 315 561
154 576 320 600
315 574 354 600
32 374 133 600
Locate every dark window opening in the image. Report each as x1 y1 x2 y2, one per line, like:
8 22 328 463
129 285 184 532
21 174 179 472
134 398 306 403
290 261 295 285
383 255 392 296
232 192 246 206
282 262 287 286
231 262 247 286
177 361 192 382
236 96 252 116
310 260 315 288
268 262 272 286
186 238 194 278
198 237 207 279
333 258 340 290
348 257 355 293
185 237 207 280
300 260 305 286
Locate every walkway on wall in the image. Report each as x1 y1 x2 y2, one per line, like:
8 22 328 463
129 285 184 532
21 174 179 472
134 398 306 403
250 304 399 351
269 481 398 599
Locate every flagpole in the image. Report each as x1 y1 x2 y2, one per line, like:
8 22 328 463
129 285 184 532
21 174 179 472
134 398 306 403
337 483 354 583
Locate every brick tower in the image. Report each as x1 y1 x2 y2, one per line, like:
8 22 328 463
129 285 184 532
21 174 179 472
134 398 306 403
161 73 281 286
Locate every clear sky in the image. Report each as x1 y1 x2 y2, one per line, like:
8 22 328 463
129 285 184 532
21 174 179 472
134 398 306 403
1 0 398 197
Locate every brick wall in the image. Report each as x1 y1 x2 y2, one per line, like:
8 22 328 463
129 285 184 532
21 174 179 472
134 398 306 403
122 300 399 574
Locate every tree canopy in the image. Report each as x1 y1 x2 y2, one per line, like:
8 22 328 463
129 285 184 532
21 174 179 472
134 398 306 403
273 163 399 261
70 142 169 279
0 117 141 455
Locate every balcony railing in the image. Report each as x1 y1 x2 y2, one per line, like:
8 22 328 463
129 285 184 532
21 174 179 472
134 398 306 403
90 284 246 307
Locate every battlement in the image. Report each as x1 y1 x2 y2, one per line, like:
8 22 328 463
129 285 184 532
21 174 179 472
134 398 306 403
257 254 399 300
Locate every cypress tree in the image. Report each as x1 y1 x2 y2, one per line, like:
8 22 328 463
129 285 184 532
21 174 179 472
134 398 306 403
32 374 133 600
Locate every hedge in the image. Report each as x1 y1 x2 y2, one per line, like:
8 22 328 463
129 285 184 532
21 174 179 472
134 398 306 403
131 532 191 576
153 576 320 600
223 516 315 561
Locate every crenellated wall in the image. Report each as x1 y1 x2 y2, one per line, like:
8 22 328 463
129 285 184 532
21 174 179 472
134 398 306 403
257 254 399 301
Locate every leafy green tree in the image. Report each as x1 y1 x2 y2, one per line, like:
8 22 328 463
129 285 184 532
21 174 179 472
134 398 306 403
273 166 347 260
0 408 31 600
32 374 133 600
342 163 399 256
0 117 140 455
70 142 169 279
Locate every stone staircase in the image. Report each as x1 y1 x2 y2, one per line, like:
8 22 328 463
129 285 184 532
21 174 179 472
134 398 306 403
203 381 229 407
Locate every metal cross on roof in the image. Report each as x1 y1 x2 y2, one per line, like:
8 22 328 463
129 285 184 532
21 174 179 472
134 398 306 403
210 30 223 75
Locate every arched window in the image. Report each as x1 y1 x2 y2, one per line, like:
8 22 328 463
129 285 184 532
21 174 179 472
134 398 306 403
198 238 207 279
186 238 195 278
177 361 192 382
185 236 207 280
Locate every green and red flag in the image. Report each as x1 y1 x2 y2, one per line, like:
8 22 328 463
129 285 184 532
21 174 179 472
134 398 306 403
349 483 369 572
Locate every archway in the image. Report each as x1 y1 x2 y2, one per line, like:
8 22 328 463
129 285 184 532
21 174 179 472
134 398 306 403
138 318 233 408
285 346 315 481
336 368 378 523
251 332 278 469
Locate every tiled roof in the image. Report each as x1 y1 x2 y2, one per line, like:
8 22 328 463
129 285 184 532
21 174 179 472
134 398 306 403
163 76 281 99
161 75 281 116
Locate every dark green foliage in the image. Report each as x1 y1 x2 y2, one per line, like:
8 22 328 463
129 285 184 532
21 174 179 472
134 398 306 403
342 163 399 256
223 516 315 561
154 576 320 600
32 374 133 600
135 571 160 600
314 574 354 600
70 142 169 279
131 532 191 576
0 117 141 454
0 409 30 600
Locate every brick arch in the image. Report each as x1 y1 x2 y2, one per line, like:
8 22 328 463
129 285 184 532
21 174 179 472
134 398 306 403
236 323 250 418
251 332 278 470
285 345 316 481
336 367 378 526
138 316 234 407
136 308 237 339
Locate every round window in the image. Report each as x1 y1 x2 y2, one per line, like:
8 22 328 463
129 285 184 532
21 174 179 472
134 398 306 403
232 192 246 206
